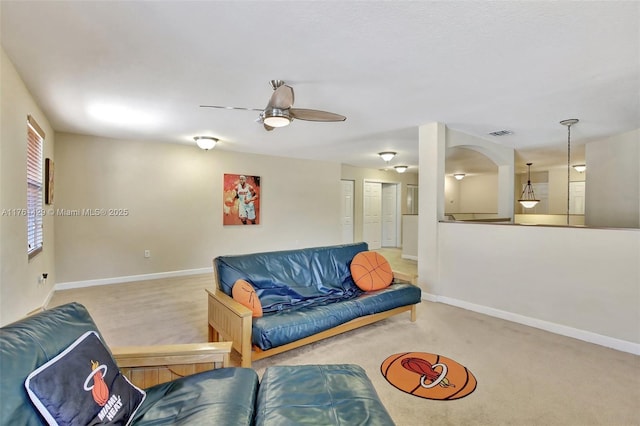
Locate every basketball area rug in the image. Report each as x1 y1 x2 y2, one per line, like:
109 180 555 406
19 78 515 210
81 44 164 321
381 352 477 400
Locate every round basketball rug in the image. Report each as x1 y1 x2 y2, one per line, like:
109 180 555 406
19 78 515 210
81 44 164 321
381 352 477 400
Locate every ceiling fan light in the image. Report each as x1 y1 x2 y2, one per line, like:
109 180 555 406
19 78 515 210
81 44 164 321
573 164 586 173
263 108 291 127
194 136 218 150
453 173 465 180
378 151 396 162
394 165 408 173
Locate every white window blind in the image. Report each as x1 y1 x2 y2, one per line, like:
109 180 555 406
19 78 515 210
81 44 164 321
27 115 44 258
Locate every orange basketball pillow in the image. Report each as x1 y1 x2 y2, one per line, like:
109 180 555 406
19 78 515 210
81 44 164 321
350 251 394 291
232 279 263 318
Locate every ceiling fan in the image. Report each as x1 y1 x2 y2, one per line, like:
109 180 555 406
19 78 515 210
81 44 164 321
200 80 346 131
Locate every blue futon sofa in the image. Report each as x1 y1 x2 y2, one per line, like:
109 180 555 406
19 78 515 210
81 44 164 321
207 242 422 367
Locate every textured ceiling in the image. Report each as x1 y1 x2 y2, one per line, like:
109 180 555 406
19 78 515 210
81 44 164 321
1 1 638 174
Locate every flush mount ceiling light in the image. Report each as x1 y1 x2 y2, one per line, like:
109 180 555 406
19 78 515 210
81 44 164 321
453 173 466 180
194 136 218 150
573 164 586 173
394 165 408 173
518 162 540 209
378 152 396 162
262 108 291 128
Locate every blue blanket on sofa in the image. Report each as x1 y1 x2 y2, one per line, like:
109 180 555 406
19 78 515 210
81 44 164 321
215 243 368 313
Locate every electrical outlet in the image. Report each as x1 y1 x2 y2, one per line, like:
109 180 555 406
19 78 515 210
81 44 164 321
144 250 151 258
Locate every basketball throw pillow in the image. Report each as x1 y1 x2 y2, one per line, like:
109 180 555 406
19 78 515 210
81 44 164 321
232 279 263 318
350 251 394 291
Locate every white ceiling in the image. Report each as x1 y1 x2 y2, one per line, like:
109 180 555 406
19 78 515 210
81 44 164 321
1 1 638 174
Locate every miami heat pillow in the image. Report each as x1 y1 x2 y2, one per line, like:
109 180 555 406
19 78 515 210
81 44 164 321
25 331 145 426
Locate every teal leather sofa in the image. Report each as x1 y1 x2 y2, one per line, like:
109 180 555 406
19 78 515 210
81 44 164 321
1 302 396 425
0 303 258 425
207 243 422 367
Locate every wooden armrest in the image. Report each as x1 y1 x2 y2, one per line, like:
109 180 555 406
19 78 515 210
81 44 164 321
112 342 232 388
112 341 232 367
206 288 253 367
206 288 253 317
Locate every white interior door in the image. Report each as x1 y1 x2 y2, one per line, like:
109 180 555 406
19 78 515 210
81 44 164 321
382 183 397 247
363 181 382 249
570 181 586 214
340 180 354 244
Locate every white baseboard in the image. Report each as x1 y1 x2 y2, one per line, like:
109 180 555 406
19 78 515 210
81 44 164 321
421 291 640 356
42 288 55 309
401 254 418 261
55 268 213 291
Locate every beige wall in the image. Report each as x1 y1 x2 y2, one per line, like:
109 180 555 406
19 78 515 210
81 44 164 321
458 174 498 213
1 48 56 325
445 174 499 214
54 133 343 283
340 164 419 243
586 129 639 228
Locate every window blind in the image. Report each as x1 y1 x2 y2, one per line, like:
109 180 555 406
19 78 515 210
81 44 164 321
27 115 44 258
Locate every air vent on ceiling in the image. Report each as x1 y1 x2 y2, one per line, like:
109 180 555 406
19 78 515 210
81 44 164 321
488 130 513 136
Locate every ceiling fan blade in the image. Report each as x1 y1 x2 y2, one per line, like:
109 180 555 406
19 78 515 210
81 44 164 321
268 85 294 109
289 108 346 122
264 123 275 131
200 105 263 111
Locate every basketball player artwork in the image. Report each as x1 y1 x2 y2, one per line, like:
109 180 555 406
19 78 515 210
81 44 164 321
223 174 260 225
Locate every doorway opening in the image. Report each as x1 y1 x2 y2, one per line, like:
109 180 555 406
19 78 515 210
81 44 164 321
362 180 401 250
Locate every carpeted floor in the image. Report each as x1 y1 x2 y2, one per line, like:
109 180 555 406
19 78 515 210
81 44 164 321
48 270 639 425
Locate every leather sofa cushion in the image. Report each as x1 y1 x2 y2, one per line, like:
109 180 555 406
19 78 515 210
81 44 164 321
132 368 259 425
255 364 395 425
252 283 421 350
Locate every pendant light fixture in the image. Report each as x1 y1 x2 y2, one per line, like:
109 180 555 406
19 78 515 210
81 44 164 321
453 173 466 180
560 118 579 225
394 165 408 173
518 162 539 209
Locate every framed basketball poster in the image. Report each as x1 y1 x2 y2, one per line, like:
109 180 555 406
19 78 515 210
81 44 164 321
223 174 260 225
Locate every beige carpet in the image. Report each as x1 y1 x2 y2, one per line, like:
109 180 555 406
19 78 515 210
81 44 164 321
49 274 639 426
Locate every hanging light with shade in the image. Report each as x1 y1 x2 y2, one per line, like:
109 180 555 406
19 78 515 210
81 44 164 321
518 162 540 208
